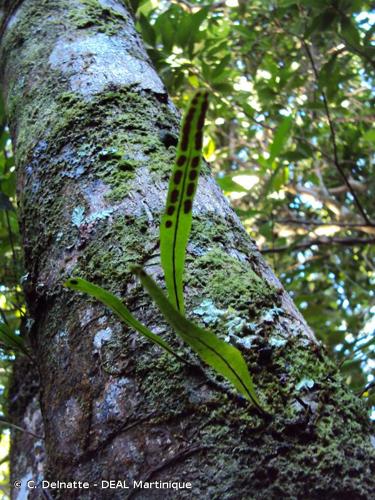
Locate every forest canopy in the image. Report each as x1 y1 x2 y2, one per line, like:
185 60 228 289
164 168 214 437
0 0 374 482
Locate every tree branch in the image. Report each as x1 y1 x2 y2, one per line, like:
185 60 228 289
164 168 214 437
358 381 375 398
260 236 375 254
0 418 44 440
302 40 372 226
0 0 25 38
269 219 374 229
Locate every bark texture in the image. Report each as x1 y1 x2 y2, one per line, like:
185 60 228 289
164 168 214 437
0 1 374 499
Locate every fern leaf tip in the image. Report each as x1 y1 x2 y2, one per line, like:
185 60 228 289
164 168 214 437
64 277 80 288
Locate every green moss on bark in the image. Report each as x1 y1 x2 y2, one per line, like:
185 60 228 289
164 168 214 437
74 214 155 285
9 85 179 270
188 247 280 312
69 0 129 34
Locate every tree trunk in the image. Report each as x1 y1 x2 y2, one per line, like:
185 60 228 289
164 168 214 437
0 1 374 498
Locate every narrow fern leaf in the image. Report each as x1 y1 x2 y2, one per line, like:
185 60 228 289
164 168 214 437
131 266 264 411
160 90 209 314
64 277 188 365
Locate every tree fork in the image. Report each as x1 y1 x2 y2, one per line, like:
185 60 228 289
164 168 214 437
0 1 374 498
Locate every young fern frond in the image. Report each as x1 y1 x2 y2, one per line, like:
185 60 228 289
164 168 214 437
131 266 264 412
64 277 190 366
160 90 209 313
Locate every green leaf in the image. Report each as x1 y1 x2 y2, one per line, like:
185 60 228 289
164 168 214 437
362 128 375 144
155 11 175 52
131 266 264 411
0 322 29 358
211 54 231 80
138 13 156 46
340 16 361 48
160 90 209 314
176 7 209 51
211 82 233 93
318 53 339 98
64 277 188 365
216 176 247 193
277 0 298 7
128 0 149 13
269 115 293 162
305 9 336 37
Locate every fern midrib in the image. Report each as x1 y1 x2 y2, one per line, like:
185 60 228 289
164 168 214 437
171 146 193 312
177 318 259 407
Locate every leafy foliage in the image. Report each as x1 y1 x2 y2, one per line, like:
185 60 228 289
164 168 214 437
0 116 23 491
0 322 29 359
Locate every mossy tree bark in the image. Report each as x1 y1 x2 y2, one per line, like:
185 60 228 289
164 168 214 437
0 1 374 499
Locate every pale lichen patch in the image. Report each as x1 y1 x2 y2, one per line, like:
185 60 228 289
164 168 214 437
49 34 165 97
93 327 113 350
93 377 137 425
